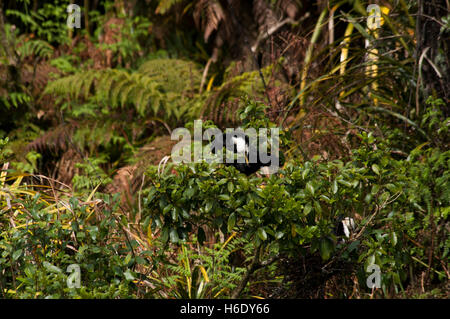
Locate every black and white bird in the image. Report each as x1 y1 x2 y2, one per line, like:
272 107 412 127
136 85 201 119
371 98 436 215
336 217 356 241
210 131 281 176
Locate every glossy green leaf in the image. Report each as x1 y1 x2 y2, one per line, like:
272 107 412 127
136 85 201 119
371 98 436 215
372 164 380 175
332 180 338 194
227 213 236 232
257 227 267 241
169 228 179 243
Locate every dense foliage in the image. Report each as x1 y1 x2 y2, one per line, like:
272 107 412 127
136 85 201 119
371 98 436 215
0 0 449 298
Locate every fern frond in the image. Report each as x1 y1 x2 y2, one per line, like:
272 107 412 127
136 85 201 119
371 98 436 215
17 38 54 59
0 92 32 109
201 63 275 125
138 58 202 94
44 59 205 122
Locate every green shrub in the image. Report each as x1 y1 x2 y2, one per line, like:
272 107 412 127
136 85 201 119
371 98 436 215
144 131 449 297
0 175 140 298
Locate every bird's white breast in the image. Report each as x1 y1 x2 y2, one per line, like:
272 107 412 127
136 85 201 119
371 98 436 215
342 217 356 238
231 136 248 154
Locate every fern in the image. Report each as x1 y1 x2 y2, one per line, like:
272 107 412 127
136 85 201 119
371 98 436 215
72 120 134 159
17 38 54 59
49 56 78 73
6 10 42 33
72 155 113 192
138 59 201 94
0 92 32 109
6 2 70 45
44 58 205 122
202 63 276 125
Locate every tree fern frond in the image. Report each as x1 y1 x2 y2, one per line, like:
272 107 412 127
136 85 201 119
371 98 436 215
201 64 275 125
138 58 202 94
17 38 54 59
82 70 100 100
44 58 205 122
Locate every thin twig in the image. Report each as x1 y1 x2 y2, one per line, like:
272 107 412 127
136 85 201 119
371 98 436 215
251 14 309 53
231 244 262 298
